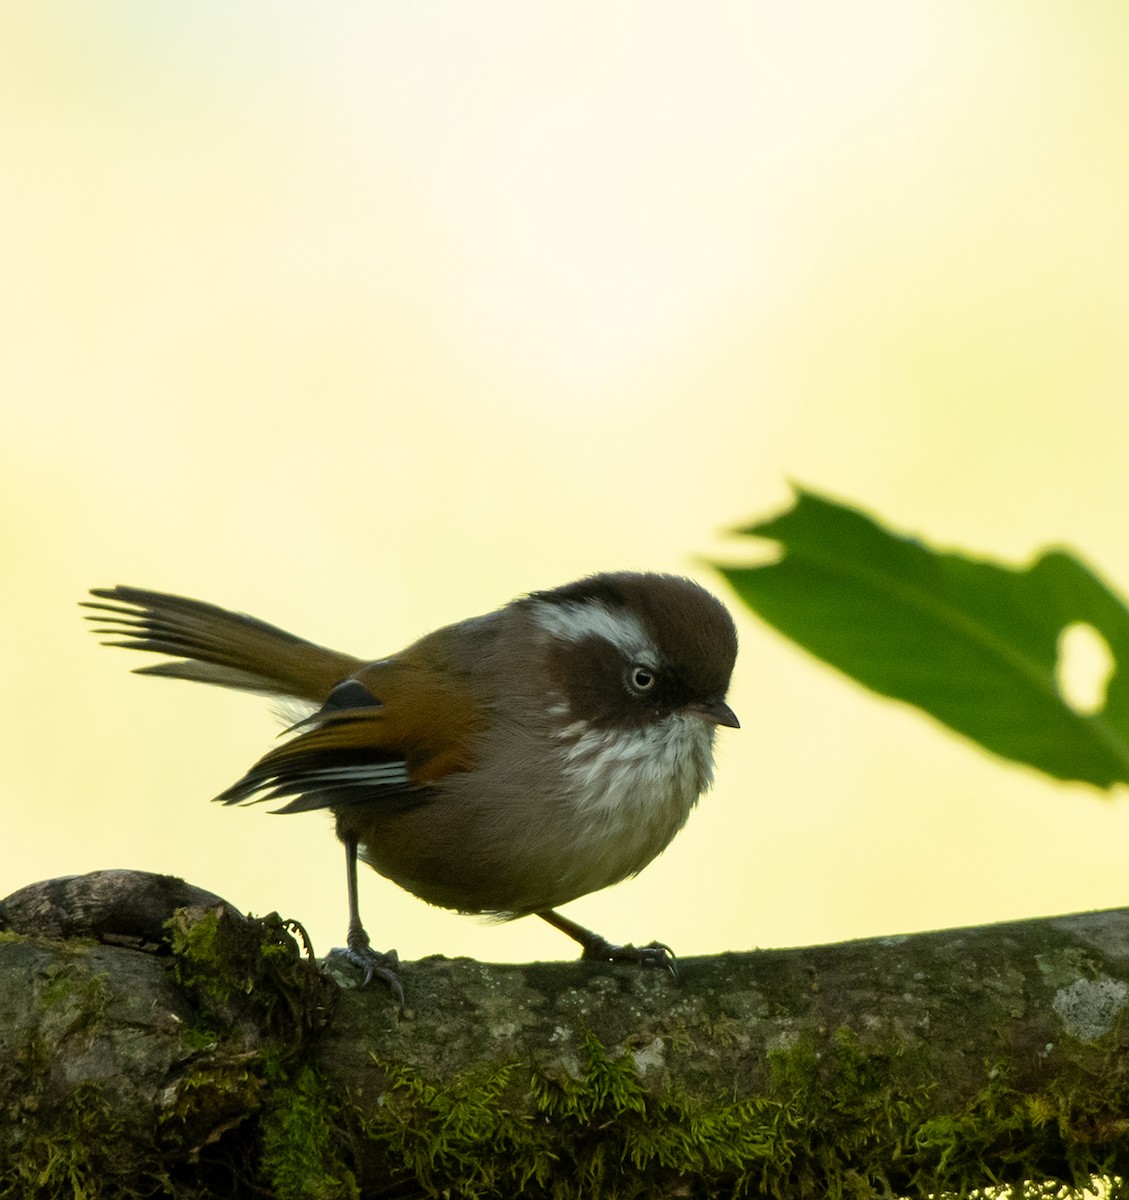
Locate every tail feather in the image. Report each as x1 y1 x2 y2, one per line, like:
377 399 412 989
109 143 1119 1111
83 585 363 703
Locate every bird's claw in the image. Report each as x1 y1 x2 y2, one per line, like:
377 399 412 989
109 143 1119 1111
327 942 404 1004
581 936 678 979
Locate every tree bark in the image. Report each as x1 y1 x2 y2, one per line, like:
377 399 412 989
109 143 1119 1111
2 870 1128 1199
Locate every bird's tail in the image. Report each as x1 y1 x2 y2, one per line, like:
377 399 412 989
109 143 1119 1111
82 585 362 703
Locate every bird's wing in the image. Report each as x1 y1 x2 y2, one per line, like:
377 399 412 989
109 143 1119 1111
215 664 487 814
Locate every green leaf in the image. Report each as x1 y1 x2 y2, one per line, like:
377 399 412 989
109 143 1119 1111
715 488 1129 788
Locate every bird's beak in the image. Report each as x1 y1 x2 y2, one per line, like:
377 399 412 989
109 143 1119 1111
684 698 740 729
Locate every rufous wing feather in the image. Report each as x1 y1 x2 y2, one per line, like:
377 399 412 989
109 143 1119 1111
215 662 487 814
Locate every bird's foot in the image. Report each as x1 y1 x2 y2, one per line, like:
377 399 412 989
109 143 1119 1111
538 909 678 978
579 935 678 979
326 930 404 1003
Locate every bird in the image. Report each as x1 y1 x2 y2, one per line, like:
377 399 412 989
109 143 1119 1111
82 573 739 999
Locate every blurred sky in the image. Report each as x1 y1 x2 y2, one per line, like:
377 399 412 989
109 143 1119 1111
4 2 1129 966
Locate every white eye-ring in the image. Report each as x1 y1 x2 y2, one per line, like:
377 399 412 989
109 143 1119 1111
628 664 657 693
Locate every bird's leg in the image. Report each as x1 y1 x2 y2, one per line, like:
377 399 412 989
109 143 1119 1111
538 909 677 978
326 837 403 1003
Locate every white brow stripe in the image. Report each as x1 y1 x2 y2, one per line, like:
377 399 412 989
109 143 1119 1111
530 599 656 662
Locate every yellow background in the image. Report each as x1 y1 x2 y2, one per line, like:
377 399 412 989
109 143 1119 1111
4 4 1129 966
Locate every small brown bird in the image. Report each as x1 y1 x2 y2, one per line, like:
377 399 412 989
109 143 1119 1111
83 573 739 997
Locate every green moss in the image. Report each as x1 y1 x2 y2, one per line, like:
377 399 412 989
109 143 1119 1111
355 1031 788 1199
0 1067 168 1200
530 1031 788 1196
158 908 352 1197
0 954 152 1199
760 1029 1129 1198
758 1028 938 1197
344 1027 1129 1200
259 1061 358 1200
367 1056 544 1198
166 907 253 1012
156 1053 264 1147
165 907 334 1042
34 962 110 1038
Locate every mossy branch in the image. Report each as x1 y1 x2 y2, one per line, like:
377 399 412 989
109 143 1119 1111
3 870 1129 1199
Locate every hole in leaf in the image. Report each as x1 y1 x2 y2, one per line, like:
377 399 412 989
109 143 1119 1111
1055 622 1115 715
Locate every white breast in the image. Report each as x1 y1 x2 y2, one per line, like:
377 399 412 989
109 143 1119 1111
551 713 717 897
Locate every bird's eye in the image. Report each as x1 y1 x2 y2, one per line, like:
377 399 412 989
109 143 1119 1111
628 664 657 693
